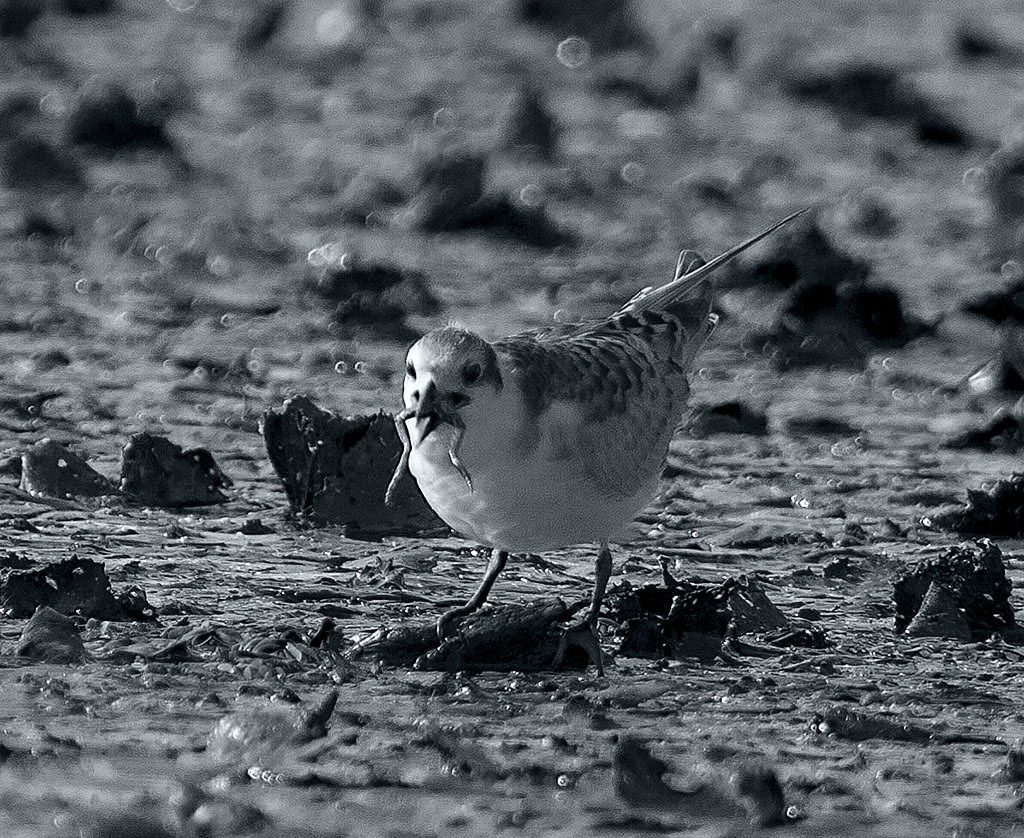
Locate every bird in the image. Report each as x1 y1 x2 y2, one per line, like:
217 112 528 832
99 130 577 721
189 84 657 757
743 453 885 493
385 209 805 672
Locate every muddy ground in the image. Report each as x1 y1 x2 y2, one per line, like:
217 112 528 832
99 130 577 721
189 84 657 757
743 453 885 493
1 0 1024 835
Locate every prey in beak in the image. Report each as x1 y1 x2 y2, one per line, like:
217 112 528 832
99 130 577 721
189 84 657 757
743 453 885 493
410 381 462 447
384 381 472 506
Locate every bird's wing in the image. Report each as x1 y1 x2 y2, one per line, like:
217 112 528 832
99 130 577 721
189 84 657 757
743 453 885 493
494 311 710 498
490 211 805 497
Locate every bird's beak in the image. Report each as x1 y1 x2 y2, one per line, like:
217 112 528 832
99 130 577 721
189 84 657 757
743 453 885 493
412 381 442 445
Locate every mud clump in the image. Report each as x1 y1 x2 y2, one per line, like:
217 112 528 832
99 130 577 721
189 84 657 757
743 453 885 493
686 400 768 437
786 60 970 147
308 255 440 341
262 395 444 534
932 474 1024 536
17 605 88 664
65 80 170 151
503 84 559 159
20 438 114 499
409 151 569 247
766 281 927 369
349 597 590 673
605 566 788 661
120 433 231 507
0 135 83 191
893 540 1015 639
0 556 155 620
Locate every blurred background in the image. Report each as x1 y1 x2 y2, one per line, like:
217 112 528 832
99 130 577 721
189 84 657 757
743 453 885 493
0 0 1021 461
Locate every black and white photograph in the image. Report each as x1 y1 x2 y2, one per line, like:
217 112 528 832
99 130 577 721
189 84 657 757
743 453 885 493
0 0 1022 835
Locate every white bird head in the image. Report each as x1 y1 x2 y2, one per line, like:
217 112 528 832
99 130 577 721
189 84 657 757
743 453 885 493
403 326 504 447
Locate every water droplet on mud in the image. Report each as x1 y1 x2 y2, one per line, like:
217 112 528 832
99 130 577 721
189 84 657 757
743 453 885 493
519 184 542 207
433 108 456 130
207 255 231 276
556 37 590 69
962 166 988 194
620 161 645 185
1001 260 1023 281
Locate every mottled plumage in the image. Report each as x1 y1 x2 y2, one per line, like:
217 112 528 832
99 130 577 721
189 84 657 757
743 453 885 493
389 210 805 648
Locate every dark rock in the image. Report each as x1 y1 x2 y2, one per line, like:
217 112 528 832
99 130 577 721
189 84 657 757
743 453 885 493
904 581 972 641
119 433 231 507
0 0 41 37
410 151 568 246
516 0 647 52
0 556 154 620
892 539 1015 638
946 410 1024 453
503 85 559 159
933 474 1024 537
786 60 971 147
309 255 440 341
0 135 82 190
17 605 87 664
65 81 170 150
261 395 444 533
20 438 113 499
234 0 288 53
686 400 768 437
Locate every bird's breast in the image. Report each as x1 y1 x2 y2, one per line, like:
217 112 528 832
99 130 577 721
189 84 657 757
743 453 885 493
405 413 659 553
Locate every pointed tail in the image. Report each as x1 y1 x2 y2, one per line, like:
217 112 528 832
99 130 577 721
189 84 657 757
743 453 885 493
616 208 808 317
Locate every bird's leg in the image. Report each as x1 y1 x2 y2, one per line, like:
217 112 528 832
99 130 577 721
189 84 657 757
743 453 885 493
587 540 613 626
553 540 612 676
436 548 508 641
384 408 415 507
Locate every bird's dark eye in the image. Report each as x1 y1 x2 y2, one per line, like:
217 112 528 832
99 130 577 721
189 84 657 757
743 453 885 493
406 362 416 379
462 361 483 385
450 392 470 408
